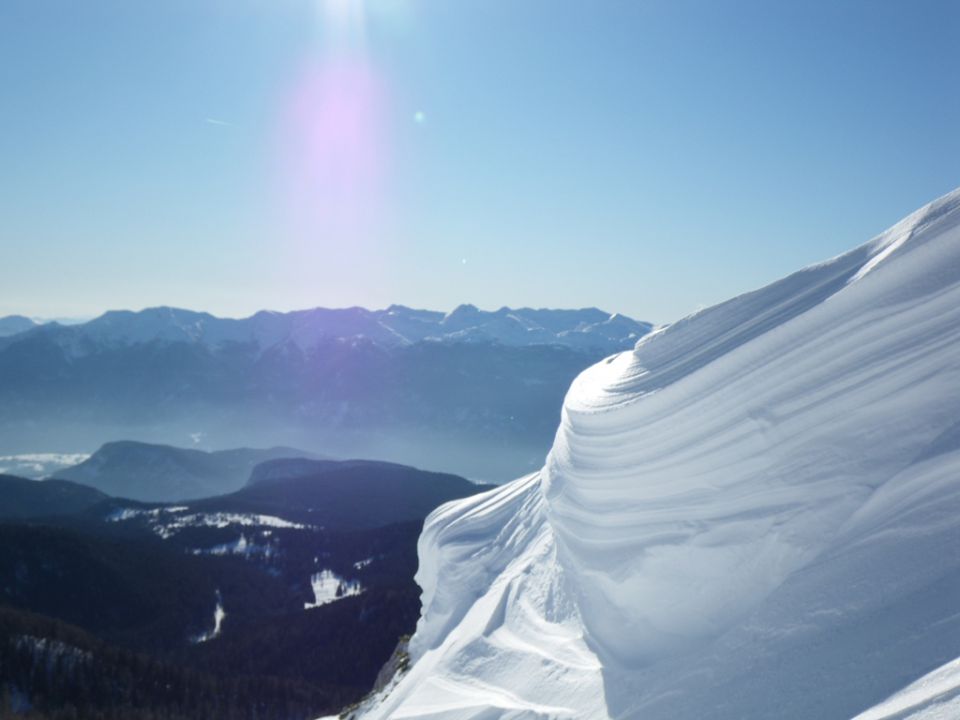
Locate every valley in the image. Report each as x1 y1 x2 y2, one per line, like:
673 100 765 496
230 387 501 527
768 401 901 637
0 455 493 719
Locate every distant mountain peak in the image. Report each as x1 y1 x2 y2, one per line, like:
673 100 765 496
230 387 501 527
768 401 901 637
0 314 39 337
442 303 481 321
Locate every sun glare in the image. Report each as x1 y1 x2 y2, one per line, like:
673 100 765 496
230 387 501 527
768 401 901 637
275 0 392 269
318 0 369 50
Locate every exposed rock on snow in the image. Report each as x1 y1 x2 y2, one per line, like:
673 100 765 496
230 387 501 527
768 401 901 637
350 188 960 720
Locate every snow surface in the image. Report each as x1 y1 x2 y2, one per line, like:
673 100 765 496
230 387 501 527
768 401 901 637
854 656 960 720
16 635 93 668
106 507 308 538
191 591 226 644
348 188 960 720
304 570 363 610
106 506 189 522
190 533 276 559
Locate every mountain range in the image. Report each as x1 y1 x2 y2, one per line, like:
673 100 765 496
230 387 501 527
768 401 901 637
0 304 650 354
0 305 652 482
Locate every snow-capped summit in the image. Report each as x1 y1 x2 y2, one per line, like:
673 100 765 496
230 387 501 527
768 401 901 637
0 304 652 355
350 187 960 720
82 307 218 345
0 303 651 483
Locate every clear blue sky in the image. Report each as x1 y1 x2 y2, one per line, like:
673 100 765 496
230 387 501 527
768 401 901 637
1 0 958 323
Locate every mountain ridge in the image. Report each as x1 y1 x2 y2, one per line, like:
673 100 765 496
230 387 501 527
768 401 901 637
0 310 644 481
56 441 324 502
0 304 652 356
0 474 107 519
0 314 38 337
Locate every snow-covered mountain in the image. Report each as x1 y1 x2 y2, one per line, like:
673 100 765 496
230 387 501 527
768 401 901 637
1 304 651 356
0 307 651 482
344 187 960 720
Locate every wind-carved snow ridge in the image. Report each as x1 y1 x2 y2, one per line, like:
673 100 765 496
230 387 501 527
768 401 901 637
853 656 960 720
349 188 960 720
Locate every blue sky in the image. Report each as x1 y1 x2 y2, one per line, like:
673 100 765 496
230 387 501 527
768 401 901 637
1 0 958 323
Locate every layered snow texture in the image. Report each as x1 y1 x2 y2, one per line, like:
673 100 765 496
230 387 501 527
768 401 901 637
852 656 960 720
353 188 960 720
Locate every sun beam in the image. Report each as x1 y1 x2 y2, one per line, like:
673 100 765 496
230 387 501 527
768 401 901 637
317 0 369 52
275 0 391 276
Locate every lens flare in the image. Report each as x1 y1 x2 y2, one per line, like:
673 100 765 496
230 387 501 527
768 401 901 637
281 60 386 236
276 0 391 271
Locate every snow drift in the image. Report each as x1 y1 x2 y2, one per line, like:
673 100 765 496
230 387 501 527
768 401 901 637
350 188 960 720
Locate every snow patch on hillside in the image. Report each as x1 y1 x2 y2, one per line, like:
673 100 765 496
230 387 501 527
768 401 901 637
106 507 309 538
853 657 960 720
190 533 276 559
305 570 363 610
191 591 226 644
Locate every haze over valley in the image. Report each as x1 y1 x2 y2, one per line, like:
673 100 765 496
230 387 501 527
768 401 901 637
0 304 651 482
